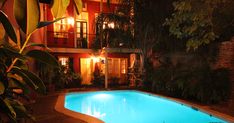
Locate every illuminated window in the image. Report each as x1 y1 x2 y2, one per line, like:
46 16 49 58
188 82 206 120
108 59 113 74
75 12 88 47
121 59 127 74
53 11 74 38
58 57 69 67
107 58 127 77
76 21 87 39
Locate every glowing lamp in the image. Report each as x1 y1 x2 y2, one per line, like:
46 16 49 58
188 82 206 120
67 17 74 26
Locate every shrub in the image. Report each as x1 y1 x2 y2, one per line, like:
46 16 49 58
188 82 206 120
193 68 231 103
151 65 231 103
91 66 105 87
109 77 120 87
52 66 82 89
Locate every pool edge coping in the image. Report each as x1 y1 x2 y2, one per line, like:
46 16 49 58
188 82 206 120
55 93 105 123
55 90 234 123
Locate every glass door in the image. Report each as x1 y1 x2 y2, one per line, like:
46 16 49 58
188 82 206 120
76 21 87 48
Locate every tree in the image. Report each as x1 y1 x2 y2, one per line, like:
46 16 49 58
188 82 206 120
134 0 175 75
0 0 82 122
164 0 234 50
94 1 134 49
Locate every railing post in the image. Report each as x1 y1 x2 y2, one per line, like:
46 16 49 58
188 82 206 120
104 47 108 89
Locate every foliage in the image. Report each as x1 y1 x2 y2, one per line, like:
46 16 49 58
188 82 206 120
52 66 82 89
136 0 232 104
134 0 175 77
51 0 82 19
0 0 82 122
151 54 231 103
91 65 104 87
164 0 234 50
109 77 120 87
94 4 134 48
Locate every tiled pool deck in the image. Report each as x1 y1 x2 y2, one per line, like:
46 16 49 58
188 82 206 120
31 89 234 123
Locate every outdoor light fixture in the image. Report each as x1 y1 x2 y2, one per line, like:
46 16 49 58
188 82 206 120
91 56 104 63
67 17 75 26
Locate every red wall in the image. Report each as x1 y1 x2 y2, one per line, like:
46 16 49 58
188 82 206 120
53 52 130 74
46 0 119 48
46 2 75 48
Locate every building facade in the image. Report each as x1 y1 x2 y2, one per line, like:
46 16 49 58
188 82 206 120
42 0 139 85
2 0 140 87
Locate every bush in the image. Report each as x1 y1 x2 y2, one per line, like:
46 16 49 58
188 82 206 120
52 66 82 89
151 65 231 103
109 77 120 87
91 66 105 87
193 68 231 103
66 72 82 88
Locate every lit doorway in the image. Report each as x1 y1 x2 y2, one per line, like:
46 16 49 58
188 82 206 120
80 58 93 85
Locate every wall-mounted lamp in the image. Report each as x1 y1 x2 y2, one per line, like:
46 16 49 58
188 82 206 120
67 17 75 26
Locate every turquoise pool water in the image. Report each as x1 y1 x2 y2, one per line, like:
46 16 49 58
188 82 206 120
65 91 227 123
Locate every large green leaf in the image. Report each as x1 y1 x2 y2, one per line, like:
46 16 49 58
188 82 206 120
26 43 48 49
20 69 46 94
73 0 82 14
10 67 38 91
14 0 40 35
26 50 59 68
0 47 25 59
0 81 4 95
0 11 17 43
37 17 66 28
0 23 5 41
13 0 26 33
9 99 35 120
9 77 30 94
0 0 7 8
0 97 16 119
51 0 70 19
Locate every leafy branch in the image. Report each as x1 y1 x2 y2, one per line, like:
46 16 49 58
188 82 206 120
164 0 227 51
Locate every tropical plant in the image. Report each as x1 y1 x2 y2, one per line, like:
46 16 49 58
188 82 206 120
0 0 82 122
51 66 82 89
94 1 134 49
91 64 105 87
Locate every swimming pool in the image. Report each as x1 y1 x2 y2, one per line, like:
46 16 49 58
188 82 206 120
64 90 227 123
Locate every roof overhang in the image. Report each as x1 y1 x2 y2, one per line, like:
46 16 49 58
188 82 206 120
49 47 141 54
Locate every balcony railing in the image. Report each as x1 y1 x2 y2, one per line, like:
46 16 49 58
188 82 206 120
47 31 97 49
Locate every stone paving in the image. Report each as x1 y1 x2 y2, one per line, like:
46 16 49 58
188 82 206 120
29 92 86 123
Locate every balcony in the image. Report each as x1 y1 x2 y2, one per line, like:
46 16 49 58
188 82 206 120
47 31 96 49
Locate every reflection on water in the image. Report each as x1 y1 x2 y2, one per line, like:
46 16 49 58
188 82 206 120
85 106 106 118
80 93 113 118
78 92 137 122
